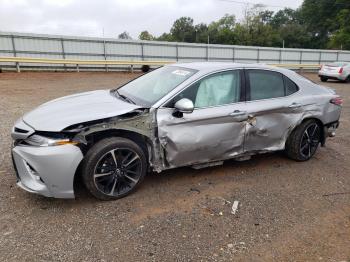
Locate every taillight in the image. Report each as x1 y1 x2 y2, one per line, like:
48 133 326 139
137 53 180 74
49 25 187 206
330 97 343 106
339 67 343 74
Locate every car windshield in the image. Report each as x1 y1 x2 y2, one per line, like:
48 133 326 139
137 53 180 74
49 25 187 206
116 66 197 107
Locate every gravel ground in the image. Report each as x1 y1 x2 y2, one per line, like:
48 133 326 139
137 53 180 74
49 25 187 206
0 71 349 262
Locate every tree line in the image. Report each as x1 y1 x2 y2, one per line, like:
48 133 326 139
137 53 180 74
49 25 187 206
118 0 350 50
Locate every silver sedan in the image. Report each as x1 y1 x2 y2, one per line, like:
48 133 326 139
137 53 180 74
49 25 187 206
11 63 342 200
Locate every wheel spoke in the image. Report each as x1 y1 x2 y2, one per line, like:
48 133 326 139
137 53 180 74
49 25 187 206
94 171 113 178
110 149 118 168
124 174 138 183
308 144 311 157
304 129 310 140
109 179 118 195
310 125 318 137
301 142 309 151
123 155 139 167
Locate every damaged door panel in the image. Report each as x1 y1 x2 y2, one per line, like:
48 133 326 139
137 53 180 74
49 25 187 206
156 105 247 168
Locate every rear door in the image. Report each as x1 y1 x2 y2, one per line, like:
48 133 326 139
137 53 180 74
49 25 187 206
156 70 247 168
243 69 301 152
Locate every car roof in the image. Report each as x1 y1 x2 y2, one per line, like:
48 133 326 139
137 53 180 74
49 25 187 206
172 61 278 71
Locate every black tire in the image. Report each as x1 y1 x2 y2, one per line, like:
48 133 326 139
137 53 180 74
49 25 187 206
320 76 328 82
346 75 350 83
82 137 147 200
285 120 322 161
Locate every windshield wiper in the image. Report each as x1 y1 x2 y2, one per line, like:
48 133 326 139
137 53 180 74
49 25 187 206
114 90 135 104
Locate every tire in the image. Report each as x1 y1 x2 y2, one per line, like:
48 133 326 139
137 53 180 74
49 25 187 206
285 120 322 161
320 76 328 82
346 75 350 83
82 137 147 200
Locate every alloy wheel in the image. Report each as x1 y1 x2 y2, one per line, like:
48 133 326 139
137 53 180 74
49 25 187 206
299 123 321 159
93 148 142 197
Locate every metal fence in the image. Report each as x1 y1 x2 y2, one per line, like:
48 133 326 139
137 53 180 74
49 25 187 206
1 31 350 71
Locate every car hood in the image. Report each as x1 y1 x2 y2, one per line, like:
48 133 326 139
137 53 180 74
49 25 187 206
23 90 142 132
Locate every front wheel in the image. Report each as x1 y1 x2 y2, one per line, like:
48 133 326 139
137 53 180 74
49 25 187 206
285 120 322 161
82 137 147 200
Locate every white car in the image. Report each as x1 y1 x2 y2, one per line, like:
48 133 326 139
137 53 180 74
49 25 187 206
318 62 350 82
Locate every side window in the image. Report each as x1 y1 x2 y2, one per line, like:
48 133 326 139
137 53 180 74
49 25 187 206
247 70 285 100
284 76 299 95
167 70 241 108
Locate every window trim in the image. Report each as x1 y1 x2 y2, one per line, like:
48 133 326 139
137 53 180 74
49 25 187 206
161 69 245 109
244 69 300 102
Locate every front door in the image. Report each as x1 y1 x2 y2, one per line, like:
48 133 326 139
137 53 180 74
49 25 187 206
156 70 247 168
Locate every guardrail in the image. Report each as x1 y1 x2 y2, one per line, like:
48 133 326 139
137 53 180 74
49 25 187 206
0 56 321 73
0 56 175 72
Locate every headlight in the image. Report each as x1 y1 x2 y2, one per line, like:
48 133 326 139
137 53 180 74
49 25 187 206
24 134 78 147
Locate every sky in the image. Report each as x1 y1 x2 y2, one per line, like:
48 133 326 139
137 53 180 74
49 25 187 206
0 0 303 39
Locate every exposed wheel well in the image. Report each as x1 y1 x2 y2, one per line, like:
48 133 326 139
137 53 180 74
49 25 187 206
84 129 150 159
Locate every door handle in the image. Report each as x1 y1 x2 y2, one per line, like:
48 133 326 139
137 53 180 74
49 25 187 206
288 102 302 109
230 110 247 117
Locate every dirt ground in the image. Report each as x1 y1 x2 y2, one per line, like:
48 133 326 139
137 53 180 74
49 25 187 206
0 71 349 262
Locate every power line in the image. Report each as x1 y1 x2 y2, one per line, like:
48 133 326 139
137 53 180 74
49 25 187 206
218 0 292 9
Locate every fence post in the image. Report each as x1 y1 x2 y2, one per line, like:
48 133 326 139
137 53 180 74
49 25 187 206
299 50 303 64
318 51 322 64
11 35 20 72
279 49 282 63
60 38 67 71
103 39 108 72
336 51 339 62
141 42 144 61
206 44 209 61
176 44 179 62
232 47 235 62
257 48 260 63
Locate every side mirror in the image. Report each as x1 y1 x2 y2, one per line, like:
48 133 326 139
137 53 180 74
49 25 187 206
174 98 194 114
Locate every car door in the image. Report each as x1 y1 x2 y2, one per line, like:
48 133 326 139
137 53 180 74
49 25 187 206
156 70 247 168
243 69 301 152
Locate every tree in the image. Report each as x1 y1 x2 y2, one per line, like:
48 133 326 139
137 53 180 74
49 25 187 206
170 17 195 42
118 31 132 40
329 8 350 50
139 31 154 41
208 14 236 44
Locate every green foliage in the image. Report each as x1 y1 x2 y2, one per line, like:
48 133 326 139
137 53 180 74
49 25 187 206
139 31 154 41
137 0 350 50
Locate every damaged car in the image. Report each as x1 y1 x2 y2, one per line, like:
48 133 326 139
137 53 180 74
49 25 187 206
11 62 342 200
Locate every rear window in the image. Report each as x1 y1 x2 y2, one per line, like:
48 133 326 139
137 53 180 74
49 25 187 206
327 62 348 67
284 76 299 95
248 70 285 100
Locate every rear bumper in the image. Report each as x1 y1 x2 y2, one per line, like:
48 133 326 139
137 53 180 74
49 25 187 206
11 144 83 198
318 71 347 81
322 121 340 145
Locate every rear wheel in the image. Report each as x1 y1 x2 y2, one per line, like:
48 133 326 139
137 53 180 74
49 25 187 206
320 76 328 82
285 120 322 161
346 75 350 83
82 137 147 200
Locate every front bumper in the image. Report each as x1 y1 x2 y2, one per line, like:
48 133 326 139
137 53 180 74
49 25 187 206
12 144 83 198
